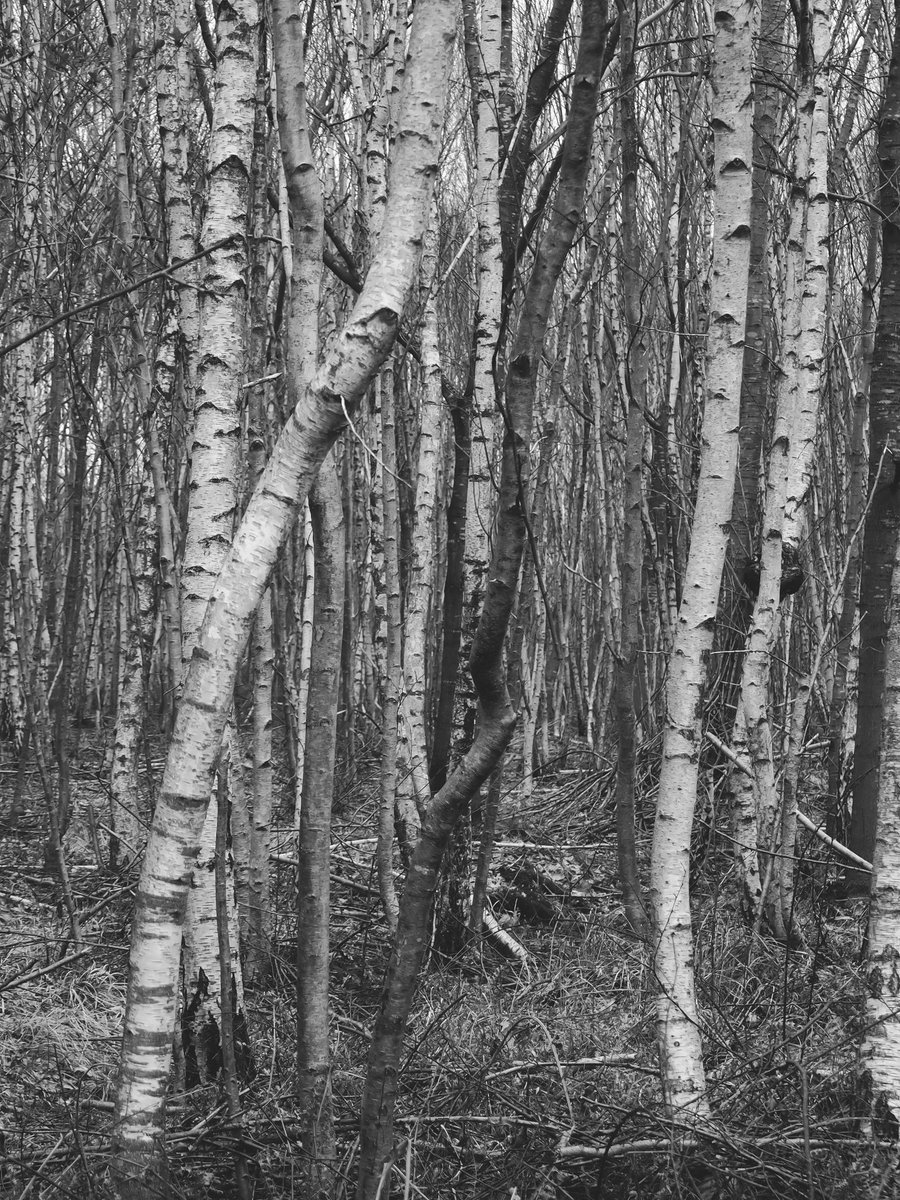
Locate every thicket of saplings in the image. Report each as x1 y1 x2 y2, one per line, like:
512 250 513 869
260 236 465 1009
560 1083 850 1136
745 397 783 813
0 706 881 1199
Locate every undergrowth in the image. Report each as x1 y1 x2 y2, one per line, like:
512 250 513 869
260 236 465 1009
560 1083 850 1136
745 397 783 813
0 740 893 1198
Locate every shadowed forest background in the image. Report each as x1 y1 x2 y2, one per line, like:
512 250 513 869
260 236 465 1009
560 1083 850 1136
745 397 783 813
2 0 900 1196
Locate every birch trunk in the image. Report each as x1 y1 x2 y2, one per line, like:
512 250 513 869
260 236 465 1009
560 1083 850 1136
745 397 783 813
111 2 455 1190
291 508 315 830
153 0 197 720
737 31 829 937
296 455 345 1197
614 0 649 939
827 218 877 836
396 232 442 816
868 213 900 1104
650 0 757 1116
715 0 785 835
179 0 258 1086
765 0 830 929
435 0 505 956
378 371 402 928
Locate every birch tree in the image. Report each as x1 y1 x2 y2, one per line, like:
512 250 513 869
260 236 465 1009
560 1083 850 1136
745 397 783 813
110 0 457 1191
650 0 757 1114
734 0 830 941
177 0 258 1084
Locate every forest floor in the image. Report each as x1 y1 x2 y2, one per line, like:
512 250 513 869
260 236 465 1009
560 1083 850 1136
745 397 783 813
0 733 892 1198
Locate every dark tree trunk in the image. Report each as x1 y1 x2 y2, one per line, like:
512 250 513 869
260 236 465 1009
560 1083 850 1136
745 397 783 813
849 15 900 879
357 3 612 1190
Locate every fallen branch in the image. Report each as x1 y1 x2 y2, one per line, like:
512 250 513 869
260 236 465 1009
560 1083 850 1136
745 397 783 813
705 730 752 777
482 910 528 962
486 1054 642 1081
558 1137 699 1160
793 808 872 871
271 853 382 897
0 948 90 992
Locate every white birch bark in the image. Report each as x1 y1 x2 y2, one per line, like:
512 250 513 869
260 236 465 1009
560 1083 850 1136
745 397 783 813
153 0 199 720
154 0 200 415
112 3 455 1188
377 371 401 927
180 0 258 1082
737 0 829 938
782 7 830 550
864 530 900 1125
397 229 442 816
291 507 315 830
650 0 757 1115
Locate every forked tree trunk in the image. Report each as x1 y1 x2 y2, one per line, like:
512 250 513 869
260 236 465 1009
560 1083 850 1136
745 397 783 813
649 0 757 1117
110 2 455 1192
434 0 506 956
737 0 829 941
357 4 610 1190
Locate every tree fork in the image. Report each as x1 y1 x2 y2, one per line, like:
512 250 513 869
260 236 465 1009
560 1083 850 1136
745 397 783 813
109 0 457 1192
356 2 611 1191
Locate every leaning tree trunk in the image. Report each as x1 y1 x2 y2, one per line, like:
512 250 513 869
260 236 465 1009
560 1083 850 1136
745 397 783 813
356 3 611 1191
649 0 757 1117
110 1 456 1193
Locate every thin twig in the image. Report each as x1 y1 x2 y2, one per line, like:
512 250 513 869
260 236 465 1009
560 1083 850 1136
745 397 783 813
0 949 90 993
0 235 235 356
793 808 872 871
